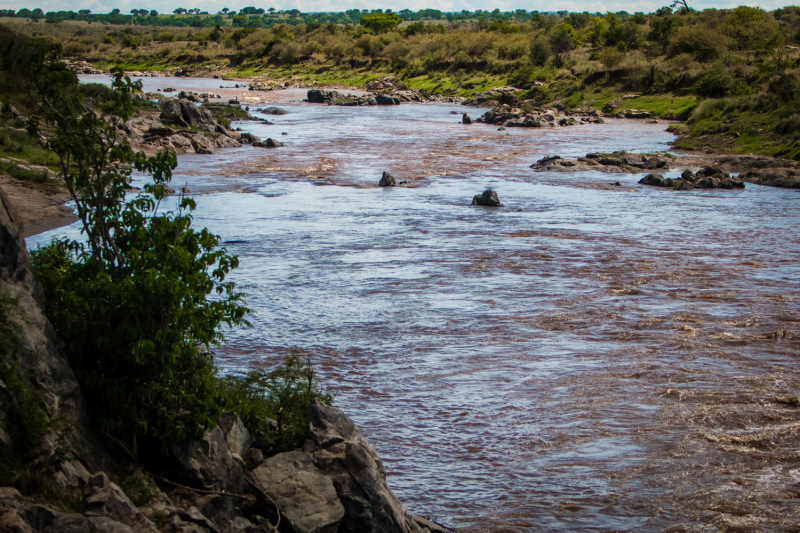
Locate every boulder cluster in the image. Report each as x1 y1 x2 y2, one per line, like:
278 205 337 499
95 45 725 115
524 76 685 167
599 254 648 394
306 89 461 107
530 152 672 173
114 98 276 155
0 190 449 533
640 167 745 190
475 105 564 128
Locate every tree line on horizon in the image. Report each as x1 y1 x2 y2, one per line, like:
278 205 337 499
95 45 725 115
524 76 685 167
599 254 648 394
1 6 684 29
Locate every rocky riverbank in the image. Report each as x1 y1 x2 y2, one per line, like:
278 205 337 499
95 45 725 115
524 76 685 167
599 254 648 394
0 187 451 533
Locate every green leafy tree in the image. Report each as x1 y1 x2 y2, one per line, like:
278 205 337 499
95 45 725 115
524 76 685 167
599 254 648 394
550 23 580 55
27 44 249 457
359 12 401 34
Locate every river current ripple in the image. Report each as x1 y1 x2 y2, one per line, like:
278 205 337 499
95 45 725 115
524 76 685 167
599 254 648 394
29 76 800 532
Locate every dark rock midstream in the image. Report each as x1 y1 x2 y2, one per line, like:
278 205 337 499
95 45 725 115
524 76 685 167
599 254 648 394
0 186 448 533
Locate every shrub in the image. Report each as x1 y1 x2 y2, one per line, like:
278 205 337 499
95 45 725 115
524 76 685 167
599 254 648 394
668 25 726 62
218 355 332 454
30 64 249 459
600 47 626 69
530 37 551 66
692 67 735 98
775 114 800 135
550 23 579 55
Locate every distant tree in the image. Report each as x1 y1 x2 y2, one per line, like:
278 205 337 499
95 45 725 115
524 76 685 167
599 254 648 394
359 12 401 33
78 9 90 15
110 8 120 15
221 7 229 14
268 7 276 12
550 23 580 54
670 0 691 12
173 7 186 14
149 10 157 16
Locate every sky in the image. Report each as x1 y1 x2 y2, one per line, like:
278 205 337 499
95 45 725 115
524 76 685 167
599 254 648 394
0 0 789 18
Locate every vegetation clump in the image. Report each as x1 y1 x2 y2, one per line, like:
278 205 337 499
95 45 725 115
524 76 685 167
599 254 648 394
0 32 330 467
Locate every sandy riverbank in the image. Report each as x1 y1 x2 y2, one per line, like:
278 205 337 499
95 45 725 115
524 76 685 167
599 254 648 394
0 176 76 238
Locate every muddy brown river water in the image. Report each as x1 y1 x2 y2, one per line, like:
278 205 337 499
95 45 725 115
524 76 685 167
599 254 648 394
28 75 800 532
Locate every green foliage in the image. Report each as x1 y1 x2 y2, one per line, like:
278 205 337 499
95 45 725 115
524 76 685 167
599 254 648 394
27 54 249 457
692 67 738 98
550 23 579 55
648 16 679 50
529 37 551 67
115 470 158 506
668 25 726 62
218 355 333 454
723 6 781 50
359 13 401 34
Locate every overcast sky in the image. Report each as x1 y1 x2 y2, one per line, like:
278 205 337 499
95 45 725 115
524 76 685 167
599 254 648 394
1 0 787 17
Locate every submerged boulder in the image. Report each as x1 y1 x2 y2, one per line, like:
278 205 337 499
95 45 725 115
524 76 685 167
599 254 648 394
261 107 288 115
253 138 284 148
471 190 503 207
462 113 473 125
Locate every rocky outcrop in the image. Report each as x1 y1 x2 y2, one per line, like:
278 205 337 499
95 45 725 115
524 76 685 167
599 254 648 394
461 114 472 125
471 190 503 207
379 172 396 187
531 151 671 173
307 90 340 104
739 167 800 189
640 167 745 190
249 451 344 533
366 77 395 91
171 426 247 494
160 99 216 131
638 167 745 190
304 401 424 533
253 138 284 148
475 105 561 128
0 187 115 479
375 94 400 106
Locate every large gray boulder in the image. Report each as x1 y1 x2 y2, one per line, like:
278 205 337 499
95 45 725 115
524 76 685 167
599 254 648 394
84 473 159 533
462 113 472 125
248 450 344 533
171 426 247 494
306 401 422 533
160 99 219 132
218 413 252 458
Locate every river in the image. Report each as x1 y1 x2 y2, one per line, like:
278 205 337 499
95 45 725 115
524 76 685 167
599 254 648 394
28 75 800 532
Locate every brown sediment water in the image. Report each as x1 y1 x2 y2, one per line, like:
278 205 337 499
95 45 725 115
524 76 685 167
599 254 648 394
30 75 800 532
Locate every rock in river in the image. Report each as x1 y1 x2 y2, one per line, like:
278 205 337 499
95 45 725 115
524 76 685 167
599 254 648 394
379 171 396 187
471 190 503 207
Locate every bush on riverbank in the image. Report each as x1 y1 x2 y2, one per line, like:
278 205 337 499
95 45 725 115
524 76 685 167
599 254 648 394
0 32 330 470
